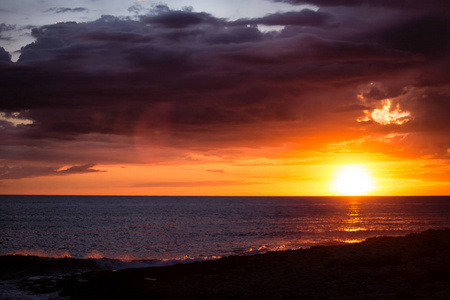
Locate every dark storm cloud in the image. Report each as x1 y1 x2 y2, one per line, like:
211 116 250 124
0 47 11 62
44 7 89 14
0 23 16 33
232 9 332 27
1 3 449 178
0 23 16 42
273 0 450 9
140 5 222 28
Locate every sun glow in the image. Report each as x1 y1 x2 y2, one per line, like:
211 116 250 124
333 165 375 196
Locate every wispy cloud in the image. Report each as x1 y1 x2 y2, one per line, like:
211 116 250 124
133 180 263 188
206 169 225 173
44 7 89 14
0 163 104 180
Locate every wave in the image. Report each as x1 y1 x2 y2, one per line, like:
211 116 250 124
3 229 420 274
2 243 300 270
3 228 433 280
1 254 222 275
0 245 293 299
2 229 449 300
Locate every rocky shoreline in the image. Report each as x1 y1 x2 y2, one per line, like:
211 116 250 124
2 229 450 299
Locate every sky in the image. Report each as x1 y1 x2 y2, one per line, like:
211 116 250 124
1 0 449 196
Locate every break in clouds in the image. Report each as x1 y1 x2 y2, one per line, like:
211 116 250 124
1 1 449 179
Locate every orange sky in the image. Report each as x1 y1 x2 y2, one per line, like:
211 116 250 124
3 149 449 196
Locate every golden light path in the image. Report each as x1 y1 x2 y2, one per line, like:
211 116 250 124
332 165 375 196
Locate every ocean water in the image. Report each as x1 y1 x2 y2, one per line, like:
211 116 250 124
1 195 449 262
1 195 449 299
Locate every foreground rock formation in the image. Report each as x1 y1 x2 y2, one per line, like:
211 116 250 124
2 229 450 299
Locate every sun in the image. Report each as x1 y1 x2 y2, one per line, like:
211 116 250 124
332 165 375 196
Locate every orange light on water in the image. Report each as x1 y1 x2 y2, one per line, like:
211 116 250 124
7 249 72 258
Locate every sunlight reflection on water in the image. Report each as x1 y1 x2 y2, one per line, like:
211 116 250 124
1 196 449 260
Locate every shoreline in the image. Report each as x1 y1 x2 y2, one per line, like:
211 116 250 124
2 229 449 299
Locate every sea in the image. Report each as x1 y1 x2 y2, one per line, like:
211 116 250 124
1 195 449 298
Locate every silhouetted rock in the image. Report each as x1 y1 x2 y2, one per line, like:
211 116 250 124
3 229 449 299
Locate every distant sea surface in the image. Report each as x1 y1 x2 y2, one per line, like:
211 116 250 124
1 195 449 262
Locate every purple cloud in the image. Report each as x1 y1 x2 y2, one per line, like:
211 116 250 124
0 163 104 180
0 3 449 179
232 9 332 27
273 0 450 9
0 47 11 62
140 5 222 28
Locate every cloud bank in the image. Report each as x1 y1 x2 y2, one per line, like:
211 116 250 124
1 1 449 180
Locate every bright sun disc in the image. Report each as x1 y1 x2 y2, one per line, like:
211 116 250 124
333 165 375 196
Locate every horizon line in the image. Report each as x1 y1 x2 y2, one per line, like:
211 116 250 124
1 194 449 197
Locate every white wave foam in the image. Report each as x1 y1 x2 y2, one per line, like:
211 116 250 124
89 255 224 270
